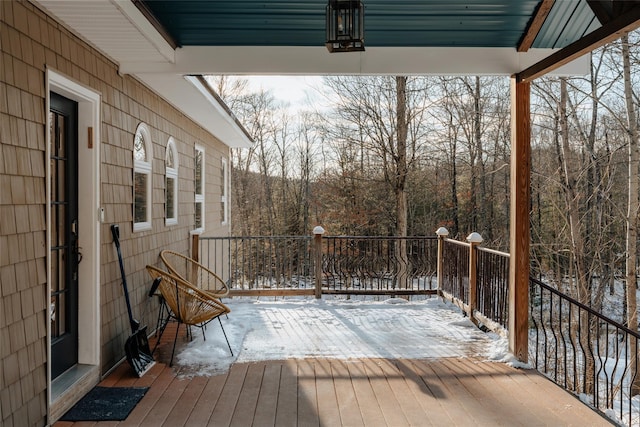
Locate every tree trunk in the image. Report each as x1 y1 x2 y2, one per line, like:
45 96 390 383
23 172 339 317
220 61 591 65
396 76 409 288
622 33 640 396
559 78 594 394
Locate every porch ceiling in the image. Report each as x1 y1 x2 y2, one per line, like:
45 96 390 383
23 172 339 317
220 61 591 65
32 0 640 147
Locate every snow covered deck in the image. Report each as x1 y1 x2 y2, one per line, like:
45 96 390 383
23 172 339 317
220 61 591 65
55 298 610 426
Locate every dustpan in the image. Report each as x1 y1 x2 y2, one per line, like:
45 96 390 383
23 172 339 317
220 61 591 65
111 224 156 377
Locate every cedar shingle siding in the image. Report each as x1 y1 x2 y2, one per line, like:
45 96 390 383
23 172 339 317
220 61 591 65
1 1 230 425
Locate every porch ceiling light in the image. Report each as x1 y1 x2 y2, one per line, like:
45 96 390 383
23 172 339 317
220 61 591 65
326 0 364 53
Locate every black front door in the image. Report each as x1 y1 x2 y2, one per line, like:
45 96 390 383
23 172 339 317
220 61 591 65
50 92 79 379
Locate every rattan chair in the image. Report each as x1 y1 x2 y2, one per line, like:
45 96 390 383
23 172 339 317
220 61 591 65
146 265 232 366
160 250 230 298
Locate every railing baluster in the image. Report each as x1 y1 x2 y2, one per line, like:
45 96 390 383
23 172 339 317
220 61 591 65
199 235 439 297
529 277 640 425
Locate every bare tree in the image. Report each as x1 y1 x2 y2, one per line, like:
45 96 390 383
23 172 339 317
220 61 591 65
622 33 640 395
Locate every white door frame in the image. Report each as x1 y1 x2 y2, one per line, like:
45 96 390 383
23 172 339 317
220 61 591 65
46 69 101 407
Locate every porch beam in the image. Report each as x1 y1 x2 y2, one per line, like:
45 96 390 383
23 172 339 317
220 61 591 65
509 77 530 363
517 0 554 52
516 4 640 82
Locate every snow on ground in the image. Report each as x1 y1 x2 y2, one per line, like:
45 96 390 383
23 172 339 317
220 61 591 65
174 296 511 377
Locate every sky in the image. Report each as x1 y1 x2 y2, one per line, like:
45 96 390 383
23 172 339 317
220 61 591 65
244 75 325 109
173 296 519 377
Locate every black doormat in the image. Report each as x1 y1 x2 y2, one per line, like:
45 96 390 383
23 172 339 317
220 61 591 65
60 386 148 421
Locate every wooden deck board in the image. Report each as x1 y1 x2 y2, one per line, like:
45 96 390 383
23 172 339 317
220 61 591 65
419 359 486 424
296 360 320 427
184 371 227 426
117 363 176 427
207 363 248 427
160 375 208 427
332 360 365 427
230 362 264 427
362 360 408 426
138 376 188 427
374 358 443 426
274 359 298 426
314 359 342 426
346 361 387 427
252 363 281 426
54 357 611 427
448 358 544 426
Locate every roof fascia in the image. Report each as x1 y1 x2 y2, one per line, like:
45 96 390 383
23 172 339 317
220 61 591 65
111 0 175 63
118 46 589 76
136 73 253 148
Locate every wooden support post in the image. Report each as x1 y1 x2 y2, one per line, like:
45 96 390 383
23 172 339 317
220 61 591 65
190 231 200 284
467 232 483 325
191 231 200 262
313 226 325 299
509 76 530 363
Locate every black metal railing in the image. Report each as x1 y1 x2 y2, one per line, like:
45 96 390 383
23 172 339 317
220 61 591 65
441 239 470 304
476 247 509 329
199 235 437 295
321 236 437 293
199 236 313 290
530 277 640 426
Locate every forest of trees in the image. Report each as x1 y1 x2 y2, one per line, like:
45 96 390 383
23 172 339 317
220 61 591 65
208 32 640 313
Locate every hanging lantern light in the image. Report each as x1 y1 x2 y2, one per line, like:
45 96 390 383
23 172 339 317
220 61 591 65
326 0 364 53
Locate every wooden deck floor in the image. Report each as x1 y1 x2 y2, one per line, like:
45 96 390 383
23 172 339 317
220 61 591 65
54 355 610 426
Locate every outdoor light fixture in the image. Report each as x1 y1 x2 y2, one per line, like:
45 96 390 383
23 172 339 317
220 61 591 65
326 0 364 53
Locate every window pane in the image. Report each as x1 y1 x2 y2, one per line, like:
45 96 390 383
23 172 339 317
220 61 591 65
195 201 202 229
166 176 175 219
195 149 202 195
134 172 147 223
134 132 146 161
50 295 58 337
166 147 175 169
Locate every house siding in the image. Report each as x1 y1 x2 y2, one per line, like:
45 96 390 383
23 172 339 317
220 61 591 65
1 1 232 425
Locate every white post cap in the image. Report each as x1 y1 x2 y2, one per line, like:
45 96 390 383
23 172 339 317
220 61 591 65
313 226 326 235
466 232 483 243
435 227 449 237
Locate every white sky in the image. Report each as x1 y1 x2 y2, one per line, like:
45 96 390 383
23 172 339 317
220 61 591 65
245 75 325 108
175 297 518 377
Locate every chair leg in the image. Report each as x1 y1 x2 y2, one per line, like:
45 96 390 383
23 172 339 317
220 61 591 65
218 317 233 356
155 297 168 337
169 322 181 366
152 311 169 355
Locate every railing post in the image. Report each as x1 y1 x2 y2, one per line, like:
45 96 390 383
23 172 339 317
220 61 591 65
190 230 201 263
313 226 325 299
190 230 201 284
467 232 483 324
435 227 449 297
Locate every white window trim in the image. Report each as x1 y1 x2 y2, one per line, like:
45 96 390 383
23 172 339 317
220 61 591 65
221 157 229 225
165 137 178 226
194 144 205 232
133 123 152 232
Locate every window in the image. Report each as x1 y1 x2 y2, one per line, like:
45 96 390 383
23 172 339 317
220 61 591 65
133 123 152 232
221 157 228 225
194 145 205 231
165 137 178 226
